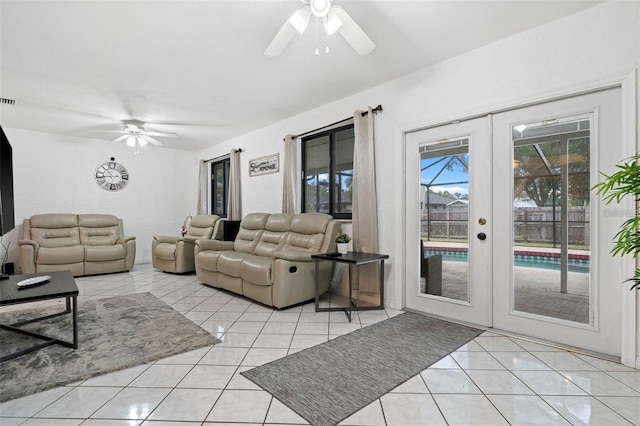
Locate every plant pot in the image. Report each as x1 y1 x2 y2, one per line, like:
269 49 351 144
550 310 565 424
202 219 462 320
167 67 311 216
337 243 349 254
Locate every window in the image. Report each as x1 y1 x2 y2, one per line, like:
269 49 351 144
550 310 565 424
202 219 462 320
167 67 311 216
302 124 354 219
210 158 230 217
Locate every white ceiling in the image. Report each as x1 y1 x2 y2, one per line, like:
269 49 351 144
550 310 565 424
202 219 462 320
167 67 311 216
0 0 601 151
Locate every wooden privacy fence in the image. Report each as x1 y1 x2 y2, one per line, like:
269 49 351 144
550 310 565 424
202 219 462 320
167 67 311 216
421 206 590 246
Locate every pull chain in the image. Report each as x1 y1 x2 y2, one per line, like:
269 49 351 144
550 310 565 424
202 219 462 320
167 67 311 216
315 18 319 56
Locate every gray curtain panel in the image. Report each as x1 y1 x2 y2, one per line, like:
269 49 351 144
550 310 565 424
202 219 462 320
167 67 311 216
196 159 207 215
282 134 297 214
227 149 242 220
352 107 380 294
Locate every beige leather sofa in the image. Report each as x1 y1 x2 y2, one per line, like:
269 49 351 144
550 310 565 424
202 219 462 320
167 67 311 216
194 212 340 309
152 214 222 273
19 213 136 276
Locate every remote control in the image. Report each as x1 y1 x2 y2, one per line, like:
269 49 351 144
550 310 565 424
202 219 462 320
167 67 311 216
16 275 51 288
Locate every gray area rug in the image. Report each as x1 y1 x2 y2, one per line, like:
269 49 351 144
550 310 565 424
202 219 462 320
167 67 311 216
242 311 482 426
0 292 219 403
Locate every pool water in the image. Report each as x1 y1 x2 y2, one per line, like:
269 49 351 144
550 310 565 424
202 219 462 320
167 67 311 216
424 250 590 274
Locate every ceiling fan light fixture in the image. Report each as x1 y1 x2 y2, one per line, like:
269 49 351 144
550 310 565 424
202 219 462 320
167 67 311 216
126 136 136 147
323 10 342 35
289 7 311 34
266 0 374 57
309 0 331 17
138 136 148 147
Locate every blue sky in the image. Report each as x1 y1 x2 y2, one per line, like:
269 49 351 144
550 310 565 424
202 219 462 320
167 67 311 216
420 154 469 196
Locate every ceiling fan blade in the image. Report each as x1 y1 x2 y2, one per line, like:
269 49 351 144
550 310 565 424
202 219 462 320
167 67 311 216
111 135 129 144
141 135 163 147
332 6 375 55
143 131 177 138
87 130 127 134
264 20 297 57
146 121 230 127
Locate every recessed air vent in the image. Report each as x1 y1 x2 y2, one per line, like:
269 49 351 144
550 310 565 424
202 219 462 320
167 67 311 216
0 98 16 106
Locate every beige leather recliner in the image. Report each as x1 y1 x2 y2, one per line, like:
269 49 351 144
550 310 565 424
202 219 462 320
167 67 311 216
152 214 222 273
19 213 136 276
194 212 340 309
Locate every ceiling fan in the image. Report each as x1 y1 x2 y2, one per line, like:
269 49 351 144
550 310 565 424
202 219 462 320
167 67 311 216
88 119 177 150
265 0 375 57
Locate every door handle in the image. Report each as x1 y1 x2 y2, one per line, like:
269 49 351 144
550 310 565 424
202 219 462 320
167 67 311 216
477 232 487 241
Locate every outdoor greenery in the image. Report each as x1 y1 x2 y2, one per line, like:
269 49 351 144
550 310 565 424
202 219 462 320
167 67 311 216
593 153 640 290
428 188 468 200
514 138 590 207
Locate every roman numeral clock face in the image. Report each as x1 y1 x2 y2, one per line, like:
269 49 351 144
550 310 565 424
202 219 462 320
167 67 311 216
95 161 129 191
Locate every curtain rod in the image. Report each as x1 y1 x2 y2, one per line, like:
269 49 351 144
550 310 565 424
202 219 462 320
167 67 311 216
205 148 243 162
289 104 383 140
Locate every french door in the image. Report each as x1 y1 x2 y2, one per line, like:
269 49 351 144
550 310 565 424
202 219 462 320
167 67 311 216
405 88 625 356
405 117 492 326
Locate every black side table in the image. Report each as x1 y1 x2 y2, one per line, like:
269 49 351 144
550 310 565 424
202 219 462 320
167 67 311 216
311 251 389 322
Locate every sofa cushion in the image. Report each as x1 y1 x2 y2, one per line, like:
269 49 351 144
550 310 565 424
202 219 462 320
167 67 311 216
280 213 331 253
233 213 269 254
187 214 220 238
155 242 177 261
196 250 223 272
234 228 263 254
31 227 81 248
265 214 294 232
290 213 331 234
254 230 287 257
30 214 78 229
85 245 126 262
283 232 326 252
241 255 273 286
37 246 84 265
78 214 118 228
241 212 270 230
29 214 81 248
252 213 292 257
79 214 121 245
217 251 252 277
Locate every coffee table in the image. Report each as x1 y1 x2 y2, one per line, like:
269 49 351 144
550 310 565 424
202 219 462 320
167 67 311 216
0 270 79 362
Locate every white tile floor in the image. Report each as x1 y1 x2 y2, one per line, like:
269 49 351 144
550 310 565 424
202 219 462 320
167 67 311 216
1 264 639 425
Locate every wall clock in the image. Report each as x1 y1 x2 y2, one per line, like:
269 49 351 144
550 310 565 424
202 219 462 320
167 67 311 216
95 160 129 191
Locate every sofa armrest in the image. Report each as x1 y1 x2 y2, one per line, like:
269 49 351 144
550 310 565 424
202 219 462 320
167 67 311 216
118 235 136 243
153 235 179 244
273 250 314 262
195 239 235 251
18 239 40 249
18 240 39 275
124 237 136 271
178 236 199 244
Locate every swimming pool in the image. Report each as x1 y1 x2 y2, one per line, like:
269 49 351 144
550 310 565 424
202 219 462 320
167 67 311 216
423 248 590 274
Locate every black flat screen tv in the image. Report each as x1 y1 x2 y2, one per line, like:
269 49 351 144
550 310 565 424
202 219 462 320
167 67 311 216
0 125 15 236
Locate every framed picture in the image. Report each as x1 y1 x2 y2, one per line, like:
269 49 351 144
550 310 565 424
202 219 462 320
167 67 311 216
249 153 279 177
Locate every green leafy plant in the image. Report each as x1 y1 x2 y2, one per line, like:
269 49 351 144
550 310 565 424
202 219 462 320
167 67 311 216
593 153 640 290
335 233 352 244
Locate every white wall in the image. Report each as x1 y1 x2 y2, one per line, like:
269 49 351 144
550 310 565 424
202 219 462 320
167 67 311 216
2 128 198 266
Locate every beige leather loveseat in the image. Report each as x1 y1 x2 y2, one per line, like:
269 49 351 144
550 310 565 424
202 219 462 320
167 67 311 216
194 212 340 308
152 214 222 273
19 213 136 276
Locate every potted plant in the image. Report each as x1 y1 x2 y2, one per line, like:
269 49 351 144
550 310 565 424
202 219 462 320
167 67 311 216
593 153 640 290
335 233 351 254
